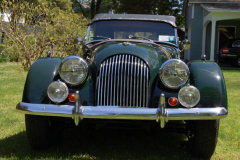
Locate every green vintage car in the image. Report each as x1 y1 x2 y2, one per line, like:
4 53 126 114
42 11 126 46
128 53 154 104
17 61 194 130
16 14 228 158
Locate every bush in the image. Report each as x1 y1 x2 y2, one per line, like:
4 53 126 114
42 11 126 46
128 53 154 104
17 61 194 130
0 53 10 63
0 40 21 62
0 0 89 70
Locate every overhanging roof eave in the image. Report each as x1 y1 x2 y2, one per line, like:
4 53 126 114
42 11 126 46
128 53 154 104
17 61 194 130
209 9 240 12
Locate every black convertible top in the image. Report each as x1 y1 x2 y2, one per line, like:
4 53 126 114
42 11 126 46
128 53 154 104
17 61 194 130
90 14 177 27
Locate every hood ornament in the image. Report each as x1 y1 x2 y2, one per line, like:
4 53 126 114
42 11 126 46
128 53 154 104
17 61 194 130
122 42 132 46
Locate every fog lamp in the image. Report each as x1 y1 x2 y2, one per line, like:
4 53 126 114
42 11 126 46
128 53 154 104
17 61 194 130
178 85 200 108
47 81 69 103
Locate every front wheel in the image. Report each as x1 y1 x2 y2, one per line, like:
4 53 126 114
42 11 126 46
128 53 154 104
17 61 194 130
187 120 219 158
236 57 240 67
25 115 63 149
230 57 240 67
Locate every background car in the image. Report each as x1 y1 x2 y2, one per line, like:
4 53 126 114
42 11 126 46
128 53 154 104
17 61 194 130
219 39 240 67
16 14 228 159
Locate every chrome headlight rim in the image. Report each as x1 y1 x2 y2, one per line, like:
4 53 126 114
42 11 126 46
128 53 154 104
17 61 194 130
47 81 69 103
160 59 190 89
59 56 88 86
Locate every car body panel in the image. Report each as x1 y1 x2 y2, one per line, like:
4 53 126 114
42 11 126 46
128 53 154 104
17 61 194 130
22 57 95 106
21 55 228 111
188 60 228 109
22 58 63 103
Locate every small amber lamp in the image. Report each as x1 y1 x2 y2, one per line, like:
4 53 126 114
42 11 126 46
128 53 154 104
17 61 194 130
168 97 178 106
68 93 75 102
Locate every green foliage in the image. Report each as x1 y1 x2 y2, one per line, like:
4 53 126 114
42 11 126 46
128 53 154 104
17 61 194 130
113 0 185 26
0 53 10 62
0 0 89 70
74 0 112 19
76 0 185 26
0 38 21 62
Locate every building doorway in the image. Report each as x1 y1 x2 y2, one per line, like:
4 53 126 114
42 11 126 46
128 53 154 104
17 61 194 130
217 26 236 55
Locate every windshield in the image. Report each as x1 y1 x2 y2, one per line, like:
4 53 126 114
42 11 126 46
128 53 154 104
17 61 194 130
87 20 176 44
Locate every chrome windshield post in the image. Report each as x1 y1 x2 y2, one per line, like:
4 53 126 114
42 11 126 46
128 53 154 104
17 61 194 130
157 93 168 128
72 91 83 126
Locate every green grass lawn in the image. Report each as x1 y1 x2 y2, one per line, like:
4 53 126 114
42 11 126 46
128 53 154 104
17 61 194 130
0 62 239 159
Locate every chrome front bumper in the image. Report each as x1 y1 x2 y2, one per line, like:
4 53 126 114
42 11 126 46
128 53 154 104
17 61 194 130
220 54 237 58
16 92 228 128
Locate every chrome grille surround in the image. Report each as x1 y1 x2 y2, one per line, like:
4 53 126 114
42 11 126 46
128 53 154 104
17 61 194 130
97 54 150 108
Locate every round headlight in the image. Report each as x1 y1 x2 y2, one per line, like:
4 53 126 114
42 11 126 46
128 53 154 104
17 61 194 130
178 85 200 108
47 81 69 103
59 56 88 85
160 59 189 89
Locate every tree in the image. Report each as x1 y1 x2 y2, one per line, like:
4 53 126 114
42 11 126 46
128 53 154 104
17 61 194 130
74 0 112 19
112 0 185 26
0 0 89 70
75 0 185 26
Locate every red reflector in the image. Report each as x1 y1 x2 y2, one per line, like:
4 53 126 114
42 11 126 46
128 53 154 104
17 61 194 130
168 97 178 106
222 47 229 53
68 94 75 102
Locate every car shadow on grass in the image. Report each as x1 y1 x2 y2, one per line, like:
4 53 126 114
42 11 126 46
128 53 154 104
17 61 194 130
0 127 199 159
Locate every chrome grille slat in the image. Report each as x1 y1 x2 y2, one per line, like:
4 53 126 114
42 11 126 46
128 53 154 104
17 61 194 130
110 56 115 106
133 57 137 106
101 62 106 105
123 55 127 106
136 59 140 107
113 55 118 106
130 56 133 106
143 64 146 107
117 55 121 105
104 60 108 105
120 55 124 106
126 55 130 106
146 66 149 107
97 64 102 105
107 58 111 106
140 61 143 107
97 54 149 108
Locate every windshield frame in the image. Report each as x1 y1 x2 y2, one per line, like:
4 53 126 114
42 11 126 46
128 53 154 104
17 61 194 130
86 20 178 46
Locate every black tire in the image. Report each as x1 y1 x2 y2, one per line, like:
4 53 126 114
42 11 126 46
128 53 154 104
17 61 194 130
25 115 63 149
187 120 219 159
236 57 240 67
230 57 240 67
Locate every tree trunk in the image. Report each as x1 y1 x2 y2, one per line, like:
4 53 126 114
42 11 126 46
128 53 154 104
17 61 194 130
77 2 87 18
90 0 95 19
96 0 102 14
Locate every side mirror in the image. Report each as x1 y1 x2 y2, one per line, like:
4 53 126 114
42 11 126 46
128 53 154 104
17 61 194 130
181 39 191 51
74 37 83 46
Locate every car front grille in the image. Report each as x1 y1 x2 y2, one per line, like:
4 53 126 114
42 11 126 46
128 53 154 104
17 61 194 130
96 54 150 108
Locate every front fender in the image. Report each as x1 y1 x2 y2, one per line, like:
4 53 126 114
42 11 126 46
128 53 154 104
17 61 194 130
22 58 63 103
188 60 228 109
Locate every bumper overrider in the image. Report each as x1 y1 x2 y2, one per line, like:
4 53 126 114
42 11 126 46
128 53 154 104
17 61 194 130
16 92 228 128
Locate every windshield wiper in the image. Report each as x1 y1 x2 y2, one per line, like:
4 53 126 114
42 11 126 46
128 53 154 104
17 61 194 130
91 36 111 40
129 35 153 42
